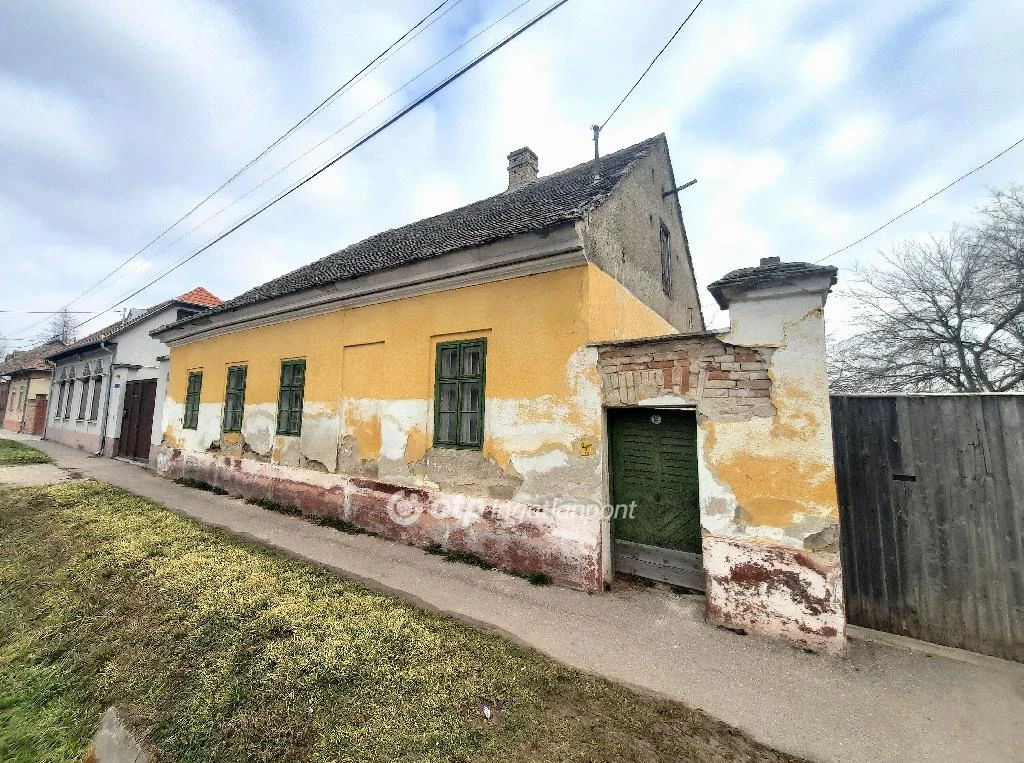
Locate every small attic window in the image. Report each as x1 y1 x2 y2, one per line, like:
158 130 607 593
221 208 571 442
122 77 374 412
659 221 673 296
176 308 199 322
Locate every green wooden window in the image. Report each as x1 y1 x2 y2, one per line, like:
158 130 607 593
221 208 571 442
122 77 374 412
183 371 202 430
433 339 486 449
223 365 247 433
277 359 305 436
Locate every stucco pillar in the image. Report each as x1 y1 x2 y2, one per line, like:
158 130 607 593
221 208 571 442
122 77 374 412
700 257 845 654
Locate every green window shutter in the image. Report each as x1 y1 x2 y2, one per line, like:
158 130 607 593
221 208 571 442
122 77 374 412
183 371 203 429
433 339 486 449
223 366 247 433
277 360 305 435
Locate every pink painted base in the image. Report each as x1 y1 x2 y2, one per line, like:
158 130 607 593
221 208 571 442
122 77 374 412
703 534 846 655
156 447 604 592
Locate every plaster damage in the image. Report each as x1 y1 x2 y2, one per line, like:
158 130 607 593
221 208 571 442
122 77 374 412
155 448 604 591
594 259 845 654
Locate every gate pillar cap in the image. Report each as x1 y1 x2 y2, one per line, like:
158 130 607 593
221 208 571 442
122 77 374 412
708 259 838 310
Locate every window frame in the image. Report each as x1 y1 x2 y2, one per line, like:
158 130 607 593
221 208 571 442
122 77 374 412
432 338 487 450
222 365 247 433
88 375 102 422
54 381 66 419
62 376 74 419
183 371 203 430
276 359 306 436
77 378 89 420
659 220 673 297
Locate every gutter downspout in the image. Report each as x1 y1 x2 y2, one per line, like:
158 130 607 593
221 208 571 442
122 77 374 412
42 374 57 441
94 342 116 457
17 374 31 434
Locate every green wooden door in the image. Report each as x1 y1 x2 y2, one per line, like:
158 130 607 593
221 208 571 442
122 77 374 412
610 408 700 555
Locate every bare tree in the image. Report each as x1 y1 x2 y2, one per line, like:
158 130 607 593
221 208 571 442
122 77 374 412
830 185 1024 393
39 308 77 345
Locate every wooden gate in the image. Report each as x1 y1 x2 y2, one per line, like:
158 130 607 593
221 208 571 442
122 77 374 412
118 379 158 462
609 408 703 589
29 395 48 435
832 394 1024 662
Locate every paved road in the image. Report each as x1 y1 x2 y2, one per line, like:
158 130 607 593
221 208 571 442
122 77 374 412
4 435 1023 762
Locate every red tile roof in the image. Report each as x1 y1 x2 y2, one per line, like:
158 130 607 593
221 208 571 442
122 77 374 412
0 340 66 375
177 286 221 307
46 286 221 360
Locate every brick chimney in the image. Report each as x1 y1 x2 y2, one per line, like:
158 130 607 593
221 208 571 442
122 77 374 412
507 147 538 190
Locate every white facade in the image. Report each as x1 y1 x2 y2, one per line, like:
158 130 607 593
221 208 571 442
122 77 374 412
47 303 203 462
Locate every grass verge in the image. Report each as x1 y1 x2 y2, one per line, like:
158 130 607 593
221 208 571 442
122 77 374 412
0 482 800 763
0 438 51 466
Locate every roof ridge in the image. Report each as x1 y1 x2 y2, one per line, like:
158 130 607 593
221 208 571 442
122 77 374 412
167 133 668 328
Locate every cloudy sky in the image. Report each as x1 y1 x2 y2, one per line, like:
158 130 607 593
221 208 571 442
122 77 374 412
1 0 1021 349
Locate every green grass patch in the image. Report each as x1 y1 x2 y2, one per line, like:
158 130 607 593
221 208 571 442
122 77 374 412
0 482 800 763
0 438 50 466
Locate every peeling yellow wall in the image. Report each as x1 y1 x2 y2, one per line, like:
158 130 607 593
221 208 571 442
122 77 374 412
585 263 677 343
168 267 589 406
165 261 680 502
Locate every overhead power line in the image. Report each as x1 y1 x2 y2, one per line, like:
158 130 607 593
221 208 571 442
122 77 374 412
66 0 537 311
599 0 705 130
15 0 457 335
69 0 572 334
817 135 1024 263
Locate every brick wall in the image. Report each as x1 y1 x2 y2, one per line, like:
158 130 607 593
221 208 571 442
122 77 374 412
593 328 846 655
596 333 773 419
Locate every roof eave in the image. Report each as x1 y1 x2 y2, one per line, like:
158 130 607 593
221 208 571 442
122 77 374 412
154 222 585 345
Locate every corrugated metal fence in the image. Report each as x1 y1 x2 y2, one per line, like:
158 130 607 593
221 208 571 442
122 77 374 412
831 394 1024 662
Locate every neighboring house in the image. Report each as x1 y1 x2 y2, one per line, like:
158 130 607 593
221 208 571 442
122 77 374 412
151 135 847 653
45 287 221 462
0 340 65 434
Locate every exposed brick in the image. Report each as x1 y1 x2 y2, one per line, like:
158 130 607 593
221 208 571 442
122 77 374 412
740 362 765 371
701 388 730 397
704 379 736 389
738 379 772 389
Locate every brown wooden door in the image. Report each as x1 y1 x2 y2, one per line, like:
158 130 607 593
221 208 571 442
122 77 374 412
30 396 48 435
118 380 158 461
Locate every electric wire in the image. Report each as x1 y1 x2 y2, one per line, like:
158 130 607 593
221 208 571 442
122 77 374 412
73 0 536 307
14 0 457 334
599 0 705 130
816 135 1024 263
68 0 572 334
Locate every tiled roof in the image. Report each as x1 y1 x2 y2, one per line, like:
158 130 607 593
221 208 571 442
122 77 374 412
707 259 838 309
0 340 65 375
47 286 220 359
176 286 222 307
173 135 665 324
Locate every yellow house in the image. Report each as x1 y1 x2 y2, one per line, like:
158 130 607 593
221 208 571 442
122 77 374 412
152 134 703 591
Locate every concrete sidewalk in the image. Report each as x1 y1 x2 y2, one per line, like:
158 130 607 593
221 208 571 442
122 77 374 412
5 434 1023 763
